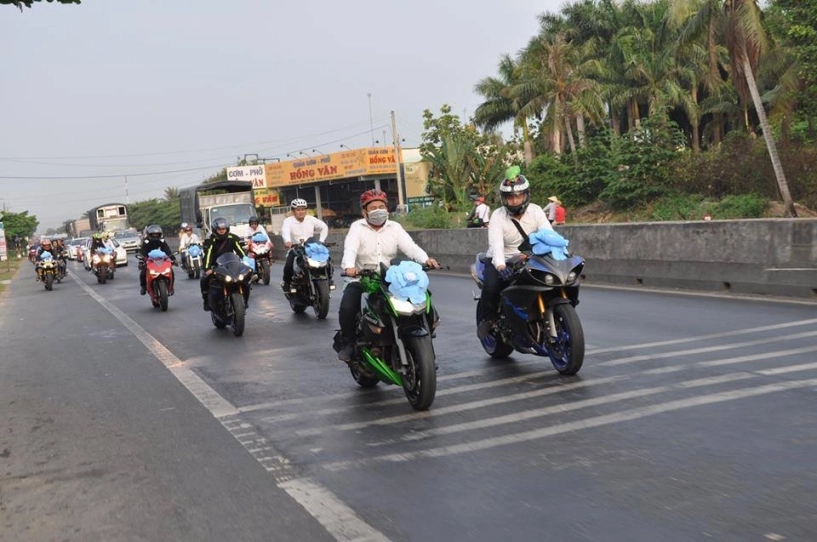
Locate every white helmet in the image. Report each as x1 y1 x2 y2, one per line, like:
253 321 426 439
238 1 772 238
290 198 308 209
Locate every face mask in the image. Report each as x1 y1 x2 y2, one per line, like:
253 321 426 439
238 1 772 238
366 208 388 226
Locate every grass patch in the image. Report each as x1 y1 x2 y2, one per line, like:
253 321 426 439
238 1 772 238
0 256 27 293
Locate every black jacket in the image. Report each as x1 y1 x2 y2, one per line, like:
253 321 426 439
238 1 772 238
140 237 176 262
203 233 245 269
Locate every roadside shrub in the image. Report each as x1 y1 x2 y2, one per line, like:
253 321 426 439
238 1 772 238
712 194 768 219
398 205 453 229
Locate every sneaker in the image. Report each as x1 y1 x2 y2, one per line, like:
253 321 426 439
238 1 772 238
337 343 355 362
477 318 495 340
140 286 147 296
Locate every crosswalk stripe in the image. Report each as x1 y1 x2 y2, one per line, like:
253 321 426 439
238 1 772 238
321 378 817 471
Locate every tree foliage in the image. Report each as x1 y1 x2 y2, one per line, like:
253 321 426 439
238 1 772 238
127 199 181 235
0 210 39 241
2 0 80 10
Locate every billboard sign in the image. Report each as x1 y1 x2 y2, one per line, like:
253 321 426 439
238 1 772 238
264 147 399 188
226 165 267 189
0 222 7 262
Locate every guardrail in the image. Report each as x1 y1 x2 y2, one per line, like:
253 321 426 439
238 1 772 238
265 218 815 300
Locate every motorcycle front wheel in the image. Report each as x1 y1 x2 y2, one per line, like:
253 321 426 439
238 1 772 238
157 280 169 312
313 280 330 319
545 303 585 375
98 267 107 284
402 335 437 411
230 291 245 336
44 273 53 291
261 260 270 285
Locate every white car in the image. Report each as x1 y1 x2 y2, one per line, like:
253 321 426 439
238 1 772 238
67 237 88 260
114 230 141 252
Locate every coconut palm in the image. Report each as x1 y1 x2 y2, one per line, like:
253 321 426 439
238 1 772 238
474 55 534 163
672 0 797 216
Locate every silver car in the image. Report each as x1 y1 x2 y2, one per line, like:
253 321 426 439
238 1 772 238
114 230 141 252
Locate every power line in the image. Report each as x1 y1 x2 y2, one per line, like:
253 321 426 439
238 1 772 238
0 124 390 180
0 117 389 161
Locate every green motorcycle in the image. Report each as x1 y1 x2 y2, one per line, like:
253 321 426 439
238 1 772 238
334 262 440 411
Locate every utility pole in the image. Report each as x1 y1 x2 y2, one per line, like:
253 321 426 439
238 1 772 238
124 176 129 204
368 93 375 146
391 110 405 212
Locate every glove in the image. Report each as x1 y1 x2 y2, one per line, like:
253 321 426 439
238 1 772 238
498 266 514 280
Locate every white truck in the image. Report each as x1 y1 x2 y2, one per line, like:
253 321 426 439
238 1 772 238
179 180 257 240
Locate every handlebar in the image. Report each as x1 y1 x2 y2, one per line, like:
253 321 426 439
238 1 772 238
341 263 441 278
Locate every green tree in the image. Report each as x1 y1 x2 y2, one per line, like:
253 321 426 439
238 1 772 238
673 0 797 217
3 0 80 9
164 186 180 201
0 210 39 240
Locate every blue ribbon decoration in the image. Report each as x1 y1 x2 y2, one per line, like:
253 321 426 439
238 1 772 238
385 261 429 304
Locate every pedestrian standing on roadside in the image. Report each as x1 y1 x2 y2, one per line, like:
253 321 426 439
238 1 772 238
544 196 560 224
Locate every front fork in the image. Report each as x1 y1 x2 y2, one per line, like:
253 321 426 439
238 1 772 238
539 289 569 341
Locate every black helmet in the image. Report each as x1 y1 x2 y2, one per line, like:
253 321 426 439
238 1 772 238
146 225 163 239
499 166 531 216
248 215 259 225
212 217 230 239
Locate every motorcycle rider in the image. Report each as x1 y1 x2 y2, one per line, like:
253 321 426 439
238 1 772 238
34 238 54 281
200 217 248 311
178 225 201 269
477 166 552 340
139 225 177 295
281 199 329 292
336 188 439 362
247 216 269 239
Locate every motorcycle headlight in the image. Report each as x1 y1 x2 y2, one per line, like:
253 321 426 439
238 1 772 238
103 255 112 262
306 257 327 268
224 275 232 282
389 296 426 315
92 255 101 263
544 273 557 286
238 274 245 281
150 270 160 276
566 271 578 283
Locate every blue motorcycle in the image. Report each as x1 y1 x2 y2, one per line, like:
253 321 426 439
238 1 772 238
471 229 586 375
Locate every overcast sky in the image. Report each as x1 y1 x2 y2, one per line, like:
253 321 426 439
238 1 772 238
1 0 566 232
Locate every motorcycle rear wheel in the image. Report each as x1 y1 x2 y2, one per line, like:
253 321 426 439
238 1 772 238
313 280 330 319
402 335 437 411
546 303 585 376
350 363 379 388
475 301 514 359
157 280 169 312
230 292 245 336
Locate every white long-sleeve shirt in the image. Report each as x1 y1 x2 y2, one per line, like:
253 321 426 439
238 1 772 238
341 219 429 271
487 203 552 268
282 215 328 244
179 233 201 250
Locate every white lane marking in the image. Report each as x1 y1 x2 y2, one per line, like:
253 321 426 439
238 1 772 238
257 367 559 423
279 479 389 542
587 317 817 354
321 378 817 472
295 376 625 437
598 330 817 368
398 373 757 443
239 361 546 413
641 345 817 375
238 319 817 415
69 269 389 542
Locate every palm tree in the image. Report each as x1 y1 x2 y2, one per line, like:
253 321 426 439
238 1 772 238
673 0 797 216
164 187 180 201
474 54 534 163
